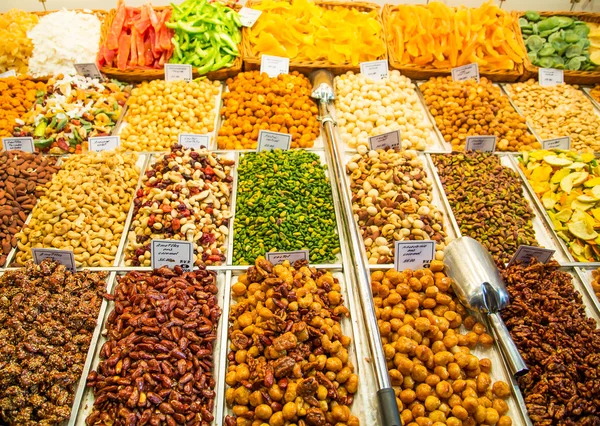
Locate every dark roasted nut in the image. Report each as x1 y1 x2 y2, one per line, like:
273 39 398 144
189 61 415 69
86 266 221 425
0 259 107 425
501 261 600 425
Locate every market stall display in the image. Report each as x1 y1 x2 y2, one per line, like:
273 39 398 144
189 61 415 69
233 150 340 265
243 0 386 72
217 71 320 150
519 150 600 262
384 2 526 81
433 152 538 264
0 151 59 267
419 77 540 152
347 149 448 265
371 263 513 426
120 78 220 151
501 261 600 425
13 151 140 267
225 258 360 426
334 71 437 151
0 259 107 426
123 146 233 267
0 76 45 139
85 266 220 425
504 80 600 152
27 9 102 78
0 9 38 75
12 75 129 154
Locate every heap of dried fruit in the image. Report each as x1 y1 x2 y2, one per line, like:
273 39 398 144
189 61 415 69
0 9 39 75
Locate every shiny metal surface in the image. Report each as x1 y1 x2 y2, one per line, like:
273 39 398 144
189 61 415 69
444 237 528 377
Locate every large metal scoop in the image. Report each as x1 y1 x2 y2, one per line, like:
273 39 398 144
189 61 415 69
444 237 528 377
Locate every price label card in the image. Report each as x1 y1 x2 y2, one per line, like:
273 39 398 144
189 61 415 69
542 136 571 150
89 136 120 152
507 245 555 266
539 68 564 86
260 55 289 78
74 63 103 80
369 130 401 151
394 240 436 271
466 136 496 152
178 133 210 150
239 7 262 27
164 64 193 82
266 250 309 265
2 137 35 152
32 248 77 272
151 239 194 271
0 69 16 78
451 63 480 82
360 60 389 81
257 130 292 152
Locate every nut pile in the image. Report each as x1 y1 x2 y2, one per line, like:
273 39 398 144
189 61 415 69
0 260 107 425
334 71 434 150
433 152 538 264
506 80 600 152
0 76 45 139
217 71 320 150
234 150 340 265
501 261 600 425
124 146 233 267
0 151 59 266
86 266 221 426
420 77 540 152
121 79 221 152
15 151 140 267
225 258 359 426
372 263 513 426
347 149 447 264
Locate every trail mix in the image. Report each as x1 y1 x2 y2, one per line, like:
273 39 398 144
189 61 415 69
347 149 447 264
124 146 233 266
234 150 339 265
225 258 359 426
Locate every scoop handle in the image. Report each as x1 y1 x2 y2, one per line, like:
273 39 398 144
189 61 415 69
488 312 529 378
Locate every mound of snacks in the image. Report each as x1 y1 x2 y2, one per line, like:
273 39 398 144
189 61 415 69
0 76 45 139
0 9 39 75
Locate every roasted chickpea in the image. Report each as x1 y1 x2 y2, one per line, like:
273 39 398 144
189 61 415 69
492 381 511 398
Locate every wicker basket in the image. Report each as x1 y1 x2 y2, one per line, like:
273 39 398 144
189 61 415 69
98 5 242 82
242 0 387 76
514 11 600 84
383 4 524 82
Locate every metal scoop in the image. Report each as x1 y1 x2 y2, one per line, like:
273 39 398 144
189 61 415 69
444 236 528 378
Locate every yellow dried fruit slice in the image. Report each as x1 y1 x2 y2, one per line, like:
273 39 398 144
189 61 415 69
555 208 573 222
561 172 589 194
543 155 573 167
568 220 598 240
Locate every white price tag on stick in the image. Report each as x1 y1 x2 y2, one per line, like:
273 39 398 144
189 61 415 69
542 136 571 150
151 239 194 271
0 70 16 78
260 55 289 78
89 136 120 152
394 240 436 271
539 68 563 86
239 7 262 27
178 133 210 150
360 60 389 81
2 137 34 152
507 245 555 266
74 63 103 80
466 136 496 152
32 248 77 272
164 64 193 82
266 250 309 265
257 130 291 152
369 130 401 151
452 63 480 82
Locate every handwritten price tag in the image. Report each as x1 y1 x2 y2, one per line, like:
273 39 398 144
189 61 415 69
394 241 436 271
164 64 193 82
89 136 120 152
542 136 571 150
539 68 563 87
260 55 289 78
368 130 401 151
178 133 210 150
266 250 309 265
151 239 194 271
466 136 496 152
74 63 103 80
257 130 291 152
2 137 34 152
0 70 17 78
31 248 77 272
360 60 389 81
239 7 262 27
452 63 480 82
507 245 555 266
